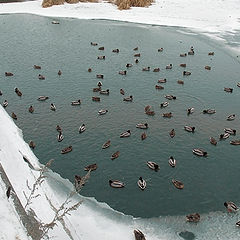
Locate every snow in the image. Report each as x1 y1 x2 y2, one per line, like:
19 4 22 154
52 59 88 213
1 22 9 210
0 0 240 239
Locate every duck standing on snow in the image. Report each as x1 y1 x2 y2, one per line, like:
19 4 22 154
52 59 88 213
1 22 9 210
137 177 146 190
120 130 131 138
134 229 146 240
224 201 238 212
186 213 200 223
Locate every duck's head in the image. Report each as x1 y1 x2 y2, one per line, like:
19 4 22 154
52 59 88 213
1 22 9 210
109 180 113 184
127 130 131 133
173 96 176 99
139 177 143 181
224 202 228 208
192 127 195 132
145 123 148 127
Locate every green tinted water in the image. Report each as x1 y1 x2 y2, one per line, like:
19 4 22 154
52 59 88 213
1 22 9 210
0 14 240 218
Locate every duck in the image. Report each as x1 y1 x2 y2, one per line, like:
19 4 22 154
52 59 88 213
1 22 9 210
58 70 62 76
203 109 216 114
84 163 97 171
227 114 235 121
29 140 36 149
93 87 101 92
177 80 184 84
88 68 92 72
210 137 217 145
71 99 81 105
144 105 151 113
137 177 146 190
28 105 34 113
11 112 17 120
160 102 169 108
120 89 125 95
52 20 60 24
186 213 200 223
187 108 194 114
111 151 120 160
134 53 141 57
98 109 108 115
180 53 187 57
50 103 56 111
133 47 138 51
79 124 86 133
109 180 124 188
188 50 195 55
0 90 2 96
224 87 233 93
236 221 240 227
136 123 148 129
134 229 146 240
120 130 131 138
224 201 238 212
61 146 72 154
92 96 100 102
119 70 127 75
158 78 167 83
168 156 176 167
208 52 214 56
135 59 139 63
184 126 195 132
34 65 41 69
147 161 159 171
98 46 104 50
38 74 45 80
155 85 164 90
224 128 236 135
165 95 176 100
219 133 230 140
166 64 172 69
192 148 207 157
141 132 147 140
172 179 184 189
237 82 240 88
230 140 240 145
100 89 110 95
183 71 191 76
158 48 164 52
145 110 155 116
96 74 104 79
97 55 105 60
15 88 22 96
162 112 173 118
57 132 64 142
179 63 186 67
5 72 13 76
56 125 62 132
97 81 103 87
102 140 111 149
205 66 211 70
126 63 133 68
38 96 49 101
142 67 150 71
123 95 133 102
112 48 119 53
2 100 8 108
153 68 160 72
90 42 98 46
169 129 175 138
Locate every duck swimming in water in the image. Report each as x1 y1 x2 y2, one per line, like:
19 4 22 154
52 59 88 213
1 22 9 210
165 95 176 100
50 103 56 111
224 128 236 135
2 100 8 108
123 95 133 102
141 132 147 140
224 87 233 93
119 70 127 75
158 78 167 83
187 107 194 114
172 179 184 189
38 74 45 80
203 109 216 114
147 161 159 171
183 71 191 76
38 96 49 101
71 99 81 105
219 133 230 140
227 114 235 121
184 126 195 132
210 137 217 145
192 148 207 156
136 123 148 129
186 213 200 223
79 124 86 133
56 125 62 132
168 156 176 167
28 105 34 113
11 112 17 120
102 140 111 149
166 64 172 69
169 129 175 138
142 66 150 71
109 180 124 188
111 151 120 160
100 89 109 95
162 112 173 118
57 132 64 142
98 109 108 115
224 201 238 212
120 130 131 138
160 102 169 108
137 177 146 190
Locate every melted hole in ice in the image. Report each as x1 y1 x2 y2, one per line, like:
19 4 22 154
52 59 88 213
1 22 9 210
179 231 195 240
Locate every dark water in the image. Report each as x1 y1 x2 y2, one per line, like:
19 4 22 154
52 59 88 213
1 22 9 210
0 13 240 218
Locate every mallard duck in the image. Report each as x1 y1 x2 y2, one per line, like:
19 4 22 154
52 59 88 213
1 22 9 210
2 100 8 108
141 132 147 140
145 110 155 116
84 163 97 171
56 125 62 132
79 124 86 133
187 108 194 114
50 103 56 111
192 148 207 156
98 109 108 115
58 70 62 76
135 59 139 63
210 137 217 145
172 179 184 189
227 114 235 121
96 74 104 79
203 109 216 114
119 70 127 75
147 161 159 171
188 50 194 55
136 123 148 129
162 112 172 118
34 65 41 69
133 47 138 51
160 102 169 108
71 99 81 105
153 68 160 72
38 74 45 80
102 140 111 149
134 53 140 57
111 151 120 160
166 64 172 69
134 229 146 240
92 96 100 102
120 89 125 95
123 95 133 102
137 177 146 190
52 20 60 24
180 63 186 67
126 63 133 68
219 133 230 140
11 112 17 120
97 55 105 60
98 46 104 50
61 146 72 154
205 66 211 70
57 132 64 142
100 89 109 95
158 78 167 83
208 52 214 56
224 201 238 212
168 156 176 167
5 72 13 76
158 48 164 52
169 129 175 138
155 85 164 90
184 126 195 132
186 213 200 223
93 87 101 92
230 140 240 145
142 67 150 71
183 71 191 76
38 96 49 101
224 87 233 93
177 80 184 84
224 128 236 135
15 88 22 96
165 95 176 100
180 53 187 57
29 140 36 149
97 81 103 87
237 82 240 88
90 42 98 46
88 68 92 72
112 48 119 53
120 130 131 138
28 105 34 113
109 180 124 188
